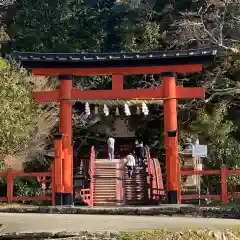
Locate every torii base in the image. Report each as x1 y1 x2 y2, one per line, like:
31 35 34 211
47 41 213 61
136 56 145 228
167 190 178 204
55 193 73 206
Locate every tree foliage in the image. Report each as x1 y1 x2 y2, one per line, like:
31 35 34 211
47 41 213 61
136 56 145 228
0 0 239 167
0 59 59 171
190 104 240 168
0 60 38 155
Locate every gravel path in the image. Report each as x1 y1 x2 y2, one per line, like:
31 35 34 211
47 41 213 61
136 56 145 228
0 213 239 233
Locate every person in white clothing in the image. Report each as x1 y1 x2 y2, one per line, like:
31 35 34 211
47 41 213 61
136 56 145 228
107 136 115 160
124 153 136 178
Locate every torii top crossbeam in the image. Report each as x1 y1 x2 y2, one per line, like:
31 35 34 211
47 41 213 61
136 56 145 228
12 49 217 103
12 48 216 76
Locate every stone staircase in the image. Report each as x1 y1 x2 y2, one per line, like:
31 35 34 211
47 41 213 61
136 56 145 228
123 166 148 205
93 159 121 206
92 158 160 206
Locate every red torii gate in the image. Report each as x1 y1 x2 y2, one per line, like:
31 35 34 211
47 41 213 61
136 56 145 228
13 49 217 205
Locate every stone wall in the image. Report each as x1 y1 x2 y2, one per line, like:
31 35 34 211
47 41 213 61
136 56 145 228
0 231 117 240
1 205 240 219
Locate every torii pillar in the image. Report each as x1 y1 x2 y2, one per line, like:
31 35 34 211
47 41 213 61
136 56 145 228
57 75 73 206
162 72 180 204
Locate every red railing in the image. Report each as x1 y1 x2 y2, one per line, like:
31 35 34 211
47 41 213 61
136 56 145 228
146 147 152 174
181 164 240 204
80 189 91 205
147 164 240 204
0 168 52 203
1 161 239 206
89 146 96 207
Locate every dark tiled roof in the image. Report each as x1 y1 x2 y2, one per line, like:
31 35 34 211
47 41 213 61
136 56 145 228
10 49 217 68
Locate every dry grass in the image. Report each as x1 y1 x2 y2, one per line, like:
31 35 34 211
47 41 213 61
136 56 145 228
0 203 22 209
118 228 240 240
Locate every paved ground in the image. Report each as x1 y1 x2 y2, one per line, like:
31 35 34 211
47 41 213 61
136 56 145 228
0 213 239 233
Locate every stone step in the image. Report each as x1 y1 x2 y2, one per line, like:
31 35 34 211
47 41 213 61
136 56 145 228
124 182 147 186
95 185 116 189
94 201 118 206
95 170 116 173
125 187 146 190
95 184 116 187
95 184 116 188
124 173 147 177
94 195 116 199
124 178 146 181
125 192 146 195
95 180 116 183
125 188 147 191
95 175 117 178
94 188 116 194
96 162 118 166
95 165 117 168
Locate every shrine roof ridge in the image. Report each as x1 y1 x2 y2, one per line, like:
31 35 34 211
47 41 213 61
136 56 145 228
10 48 217 69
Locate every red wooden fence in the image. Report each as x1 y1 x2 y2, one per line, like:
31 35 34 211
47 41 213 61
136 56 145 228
0 168 52 204
0 164 239 205
181 164 240 204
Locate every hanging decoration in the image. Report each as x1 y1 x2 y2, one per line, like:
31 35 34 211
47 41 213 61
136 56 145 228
115 107 120 116
124 104 131 116
85 102 91 116
103 104 109 116
142 103 149 115
83 101 152 116
94 105 99 115
136 106 140 115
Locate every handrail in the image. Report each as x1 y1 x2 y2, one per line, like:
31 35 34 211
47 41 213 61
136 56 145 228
89 146 96 207
145 147 154 201
146 147 152 175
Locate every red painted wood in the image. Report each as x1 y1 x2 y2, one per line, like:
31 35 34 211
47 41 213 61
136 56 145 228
181 169 220 175
60 78 73 196
54 137 63 193
228 169 240 175
32 89 60 102
11 172 52 177
89 146 96 207
112 75 123 91
32 86 204 103
60 80 72 143
0 197 8 202
163 75 180 201
181 194 220 200
71 87 164 100
176 87 205 98
12 196 52 201
221 165 228 204
51 163 55 206
6 168 13 203
2 164 240 205
32 64 203 76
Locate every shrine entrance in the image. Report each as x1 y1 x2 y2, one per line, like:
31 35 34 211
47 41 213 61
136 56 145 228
13 49 217 205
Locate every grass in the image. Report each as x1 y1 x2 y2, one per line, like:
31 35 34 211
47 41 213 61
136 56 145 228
117 228 240 240
0 203 22 208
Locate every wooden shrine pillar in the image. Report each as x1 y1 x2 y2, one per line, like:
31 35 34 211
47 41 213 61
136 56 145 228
59 75 73 205
162 72 180 204
54 132 63 205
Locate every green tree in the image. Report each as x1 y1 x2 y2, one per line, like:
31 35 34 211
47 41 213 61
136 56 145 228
4 0 240 171
0 61 38 155
0 59 58 171
190 104 240 168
